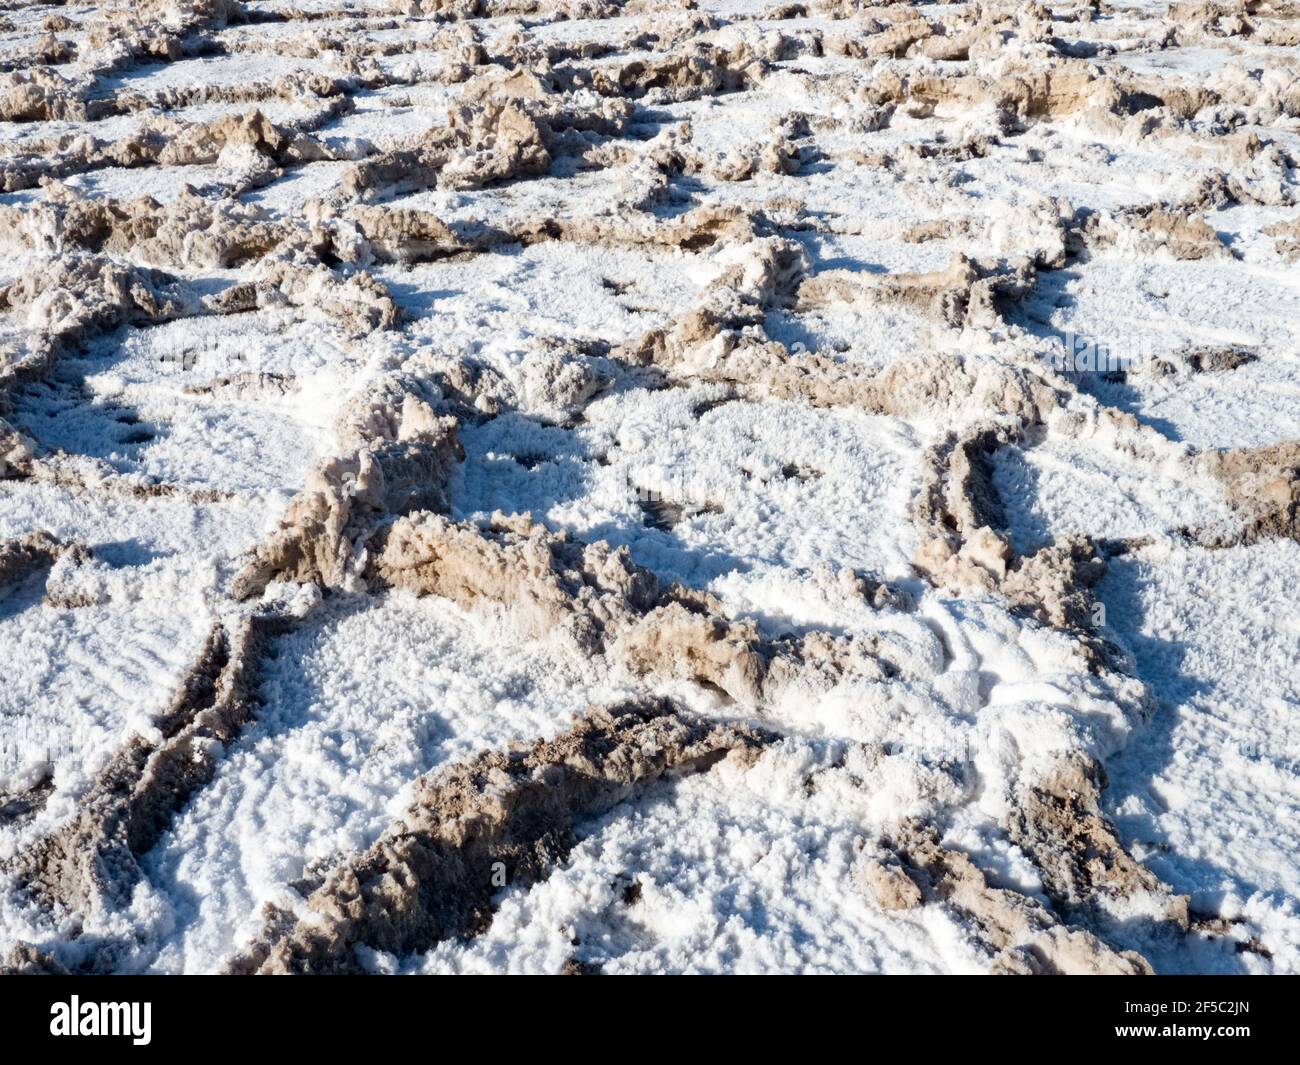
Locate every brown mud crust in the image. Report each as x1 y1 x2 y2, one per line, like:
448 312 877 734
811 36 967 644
229 698 771 973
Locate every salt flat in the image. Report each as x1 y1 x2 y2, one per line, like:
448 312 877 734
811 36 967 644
0 0 1297 975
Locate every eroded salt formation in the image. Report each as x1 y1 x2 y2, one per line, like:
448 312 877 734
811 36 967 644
0 0 1297 974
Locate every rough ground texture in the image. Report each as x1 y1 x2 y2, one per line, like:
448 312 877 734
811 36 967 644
0 0 1297 974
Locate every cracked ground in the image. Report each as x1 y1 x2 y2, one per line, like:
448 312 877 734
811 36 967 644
0 0 1298 974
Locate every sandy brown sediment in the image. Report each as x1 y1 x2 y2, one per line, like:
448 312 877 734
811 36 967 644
1077 203 1231 261
229 698 772 974
232 378 463 600
0 239 393 417
0 255 204 392
860 821 1155 974
911 423 1020 597
908 423 1133 666
0 531 94 612
325 200 756 264
247 242 400 333
0 531 78 590
0 1 248 121
1006 752 1190 934
339 98 554 202
586 194 1070 428
1130 344 1258 381
0 98 357 194
0 196 397 348
797 252 1041 330
1263 217 1300 260
11 613 287 924
0 942 71 975
873 415 1189 940
909 423 1108 625
368 509 893 703
1196 440 1300 546
0 182 289 268
0 415 34 478
0 256 200 349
